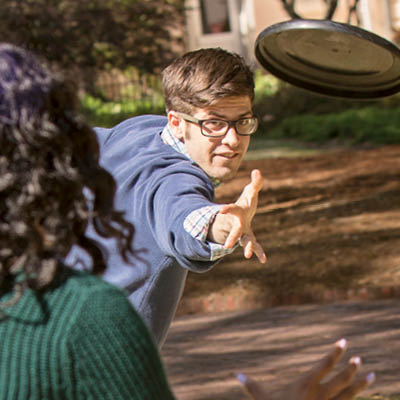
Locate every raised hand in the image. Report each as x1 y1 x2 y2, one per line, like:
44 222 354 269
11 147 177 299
238 339 375 400
207 169 267 263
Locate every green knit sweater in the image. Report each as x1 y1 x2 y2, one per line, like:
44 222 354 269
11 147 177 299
0 269 176 399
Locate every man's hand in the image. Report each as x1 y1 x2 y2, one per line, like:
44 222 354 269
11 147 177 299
207 169 267 263
238 339 375 400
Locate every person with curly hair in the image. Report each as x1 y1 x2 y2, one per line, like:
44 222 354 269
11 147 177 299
0 42 175 399
0 43 375 400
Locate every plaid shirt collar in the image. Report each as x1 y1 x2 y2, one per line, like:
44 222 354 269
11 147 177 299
161 124 220 187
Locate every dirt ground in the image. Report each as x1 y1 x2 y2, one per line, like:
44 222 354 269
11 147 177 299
177 144 400 315
164 144 400 400
164 299 400 399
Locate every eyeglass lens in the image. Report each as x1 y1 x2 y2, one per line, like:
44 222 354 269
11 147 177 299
202 118 258 136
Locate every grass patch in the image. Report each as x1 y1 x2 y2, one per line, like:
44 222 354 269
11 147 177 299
265 107 400 145
80 94 165 127
253 74 400 146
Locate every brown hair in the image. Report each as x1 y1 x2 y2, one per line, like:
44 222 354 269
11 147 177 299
162 47 255 113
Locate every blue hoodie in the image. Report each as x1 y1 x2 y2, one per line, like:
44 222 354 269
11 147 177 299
67 115 220 345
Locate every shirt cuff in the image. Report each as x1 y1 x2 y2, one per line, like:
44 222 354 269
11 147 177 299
183 205 222 242
184 205 237 261
209 242 236 261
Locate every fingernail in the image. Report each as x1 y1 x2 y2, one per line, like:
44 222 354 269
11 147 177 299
336 338 347 349
350 356 361 368
366 372 376 384
237 373 248 385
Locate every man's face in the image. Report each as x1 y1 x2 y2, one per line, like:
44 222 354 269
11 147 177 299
170 96 253 181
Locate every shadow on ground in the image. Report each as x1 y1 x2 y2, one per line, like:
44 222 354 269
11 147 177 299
163 299 400 400
178 146 400 315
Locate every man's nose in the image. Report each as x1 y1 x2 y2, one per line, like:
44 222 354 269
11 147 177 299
221 125 240 146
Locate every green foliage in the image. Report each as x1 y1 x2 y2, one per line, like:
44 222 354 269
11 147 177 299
266 107 400 145
80 94 165 127
253 72 400 145
1 0 185 91
254 77 383 128
83 69 400 142
254 70 280 99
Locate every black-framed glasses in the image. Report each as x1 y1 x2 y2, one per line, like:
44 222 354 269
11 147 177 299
177 112 259 137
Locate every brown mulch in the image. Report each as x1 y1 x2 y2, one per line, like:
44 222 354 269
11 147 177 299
177 145 400 316
165 145 400 399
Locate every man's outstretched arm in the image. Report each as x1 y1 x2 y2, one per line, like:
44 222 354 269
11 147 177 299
207 169 267 264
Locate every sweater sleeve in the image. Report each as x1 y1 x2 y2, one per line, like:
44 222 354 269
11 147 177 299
148 166 225 270
67 286 176 400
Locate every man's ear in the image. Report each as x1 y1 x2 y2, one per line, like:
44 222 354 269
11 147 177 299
168 111 185 141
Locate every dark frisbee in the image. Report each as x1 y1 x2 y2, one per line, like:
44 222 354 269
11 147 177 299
255 19 400 98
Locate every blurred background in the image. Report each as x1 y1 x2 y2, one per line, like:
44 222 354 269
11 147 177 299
2 0 400 148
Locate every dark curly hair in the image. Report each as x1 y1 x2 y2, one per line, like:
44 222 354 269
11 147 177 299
0 43 134 304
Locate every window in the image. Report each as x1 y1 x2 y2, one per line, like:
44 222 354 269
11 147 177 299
200 0 231 34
